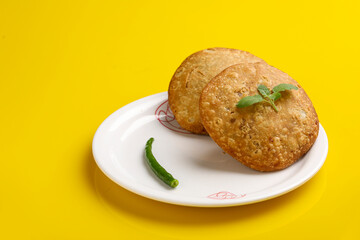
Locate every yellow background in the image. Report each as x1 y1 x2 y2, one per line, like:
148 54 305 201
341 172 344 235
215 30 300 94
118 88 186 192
1 0 359 239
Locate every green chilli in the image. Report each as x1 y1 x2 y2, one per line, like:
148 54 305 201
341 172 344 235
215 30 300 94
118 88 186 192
145 138 179 188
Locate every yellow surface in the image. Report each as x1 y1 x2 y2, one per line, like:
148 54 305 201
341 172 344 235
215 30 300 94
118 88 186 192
1 0 359 239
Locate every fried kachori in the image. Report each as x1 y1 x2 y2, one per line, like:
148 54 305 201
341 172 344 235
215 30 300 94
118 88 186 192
168 47 264 134
199 62 319 171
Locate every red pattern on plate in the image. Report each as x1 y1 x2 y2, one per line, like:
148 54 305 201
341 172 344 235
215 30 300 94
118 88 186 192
207 191 246 200
155 100 190 134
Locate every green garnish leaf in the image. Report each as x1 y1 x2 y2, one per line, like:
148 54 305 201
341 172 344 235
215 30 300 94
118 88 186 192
257 84 271 97
272 83 298 93
236 94 264 108
269 92 281 101
236 83 298 112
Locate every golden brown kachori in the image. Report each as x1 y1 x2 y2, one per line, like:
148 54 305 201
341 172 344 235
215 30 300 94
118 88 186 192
199 62 319 171
168 47 264 134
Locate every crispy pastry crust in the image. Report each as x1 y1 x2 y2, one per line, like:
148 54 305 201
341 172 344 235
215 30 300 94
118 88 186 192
199 63 319 171
168 48 264 134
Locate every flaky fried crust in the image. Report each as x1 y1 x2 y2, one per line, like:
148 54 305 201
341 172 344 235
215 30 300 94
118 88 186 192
168 48 264 134
199 63 319 171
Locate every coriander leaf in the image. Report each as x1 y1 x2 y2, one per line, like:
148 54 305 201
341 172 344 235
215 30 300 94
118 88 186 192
257 84 271 97
235 83 298 112
269 92 281 101
236 94 264 108
272 83 298 93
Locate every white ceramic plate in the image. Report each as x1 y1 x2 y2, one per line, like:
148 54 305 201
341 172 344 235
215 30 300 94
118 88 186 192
92 92 328 207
